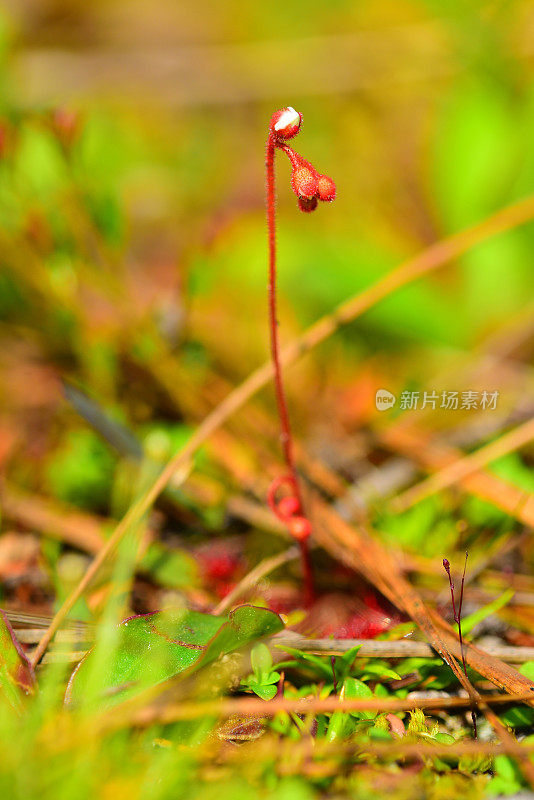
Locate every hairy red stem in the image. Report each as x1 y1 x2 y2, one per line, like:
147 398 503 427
266 132 314 605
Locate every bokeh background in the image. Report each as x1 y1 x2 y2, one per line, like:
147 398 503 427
0 0 533 535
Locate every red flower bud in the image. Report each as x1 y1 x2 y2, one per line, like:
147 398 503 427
316 174 336 202
288 516 312 541
297 196 318 213
291 165 318 199
269 107 302 140
278 496 300 518
281 146 319 199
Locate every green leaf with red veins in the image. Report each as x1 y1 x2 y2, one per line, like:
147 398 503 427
66 604 283 709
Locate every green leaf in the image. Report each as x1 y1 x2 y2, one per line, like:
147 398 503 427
493 754 523 787
499 705 534 729
342 676 376 720
325 709 347 743
335 645 362 683
369 727 392 742
251 684 277 701
251 643 273 680
0 610 35 712
66 604 283 709
241 666 281 701
278 647 334 680
520 661 534 682
361 663 402 681
244 671 280 689
434 732 455 744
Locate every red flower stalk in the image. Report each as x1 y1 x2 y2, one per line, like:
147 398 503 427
265 107 336 606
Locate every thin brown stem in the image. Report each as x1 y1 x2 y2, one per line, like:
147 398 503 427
444 554 478 738
113 690 534 731
393 416 534 512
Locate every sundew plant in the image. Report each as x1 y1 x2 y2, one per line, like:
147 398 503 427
1 3 534 799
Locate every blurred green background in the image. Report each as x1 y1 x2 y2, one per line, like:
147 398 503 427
0 0 533 511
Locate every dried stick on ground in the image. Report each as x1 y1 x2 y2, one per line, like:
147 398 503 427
271 632 534 662
1 484 106 555
381 426 534 527
391 417 534 512
117 691 534 732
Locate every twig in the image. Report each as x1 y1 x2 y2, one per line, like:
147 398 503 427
1 610 91 630
116 690 534 731
381 426 534 527
270 632 534 662
14 628 92 644
392 417 534 512
1 484 105 555
17 628 534 665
